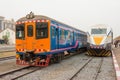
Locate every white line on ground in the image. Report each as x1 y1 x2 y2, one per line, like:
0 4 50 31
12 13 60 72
112 50 120 80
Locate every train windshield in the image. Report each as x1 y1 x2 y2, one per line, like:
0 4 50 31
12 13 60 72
16 24 25 39
36 22 48 39
91 28 106 34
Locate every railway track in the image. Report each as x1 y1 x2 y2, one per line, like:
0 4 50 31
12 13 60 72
0 53 114 80
0 56 15 61
94 58 103 80
69 57 93 80
0 50 15 61
0 66 41 80
0 50 15 53
69 57 103 80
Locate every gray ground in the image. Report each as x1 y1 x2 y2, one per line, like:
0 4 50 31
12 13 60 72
0 59 25 74
73 57 115 80
0 45 15 52
96 57 115 80
15 53 115 80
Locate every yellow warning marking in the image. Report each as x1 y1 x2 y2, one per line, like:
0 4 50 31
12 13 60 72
107 51 111 56
105 51 109 56
88 50 92 56
93 36 104 45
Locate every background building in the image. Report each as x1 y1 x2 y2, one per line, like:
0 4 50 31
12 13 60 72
0 16 5 30
3 19 15 30
0 16 15 45
0 28 15 45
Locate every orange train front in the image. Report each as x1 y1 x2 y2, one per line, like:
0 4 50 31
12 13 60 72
15 12 87 66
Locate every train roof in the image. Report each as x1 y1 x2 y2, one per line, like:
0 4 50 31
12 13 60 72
91 24 111 29
17 12 86 34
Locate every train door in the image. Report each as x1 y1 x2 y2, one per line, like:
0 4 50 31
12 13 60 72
25 22 35 51
51 26 59 50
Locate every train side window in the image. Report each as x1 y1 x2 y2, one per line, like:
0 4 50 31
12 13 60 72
72 31 74 41
27 25 33 37
16 24 25 39
71 32 73 41
52 27 55 38
67 30 71 40
60 29 65 40
76 33 78 40
36 22 48 39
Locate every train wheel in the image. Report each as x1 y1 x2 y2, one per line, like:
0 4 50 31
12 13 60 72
54 53 63 63
49 57 54 64
61 53 64 60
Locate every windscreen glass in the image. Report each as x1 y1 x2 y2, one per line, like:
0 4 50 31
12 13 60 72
36 22 48 39
91 28 106 34
16 24 25 39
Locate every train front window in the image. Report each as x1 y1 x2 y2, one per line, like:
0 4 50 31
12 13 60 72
36 22 48 39
16 24 25 39
27 25 33 37
91 28 106 34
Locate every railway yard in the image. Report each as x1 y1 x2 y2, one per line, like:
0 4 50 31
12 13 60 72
0 47 119 80
0 0 119 80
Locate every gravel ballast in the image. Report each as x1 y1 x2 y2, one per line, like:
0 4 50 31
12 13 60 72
16 52 116 80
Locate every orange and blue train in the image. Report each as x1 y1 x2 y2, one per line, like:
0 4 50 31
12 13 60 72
16 12 87 66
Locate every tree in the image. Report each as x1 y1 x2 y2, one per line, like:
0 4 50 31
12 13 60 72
2 35 9 44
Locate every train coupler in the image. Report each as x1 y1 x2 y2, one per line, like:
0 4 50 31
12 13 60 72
16 54 52 67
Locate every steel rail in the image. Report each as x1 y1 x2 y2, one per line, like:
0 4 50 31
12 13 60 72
0 56 15 61
69 57 93 80
0 66 41 80
94 58 103 80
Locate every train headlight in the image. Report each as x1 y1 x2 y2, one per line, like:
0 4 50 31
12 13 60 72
16 54 20 59
100 44 106 49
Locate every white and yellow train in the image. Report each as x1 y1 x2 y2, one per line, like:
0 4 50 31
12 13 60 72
87 24 113 56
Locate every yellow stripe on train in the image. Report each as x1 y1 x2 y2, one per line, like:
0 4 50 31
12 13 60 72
93 36 104 45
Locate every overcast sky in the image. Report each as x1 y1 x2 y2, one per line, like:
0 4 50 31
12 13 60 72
0 0 119 38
